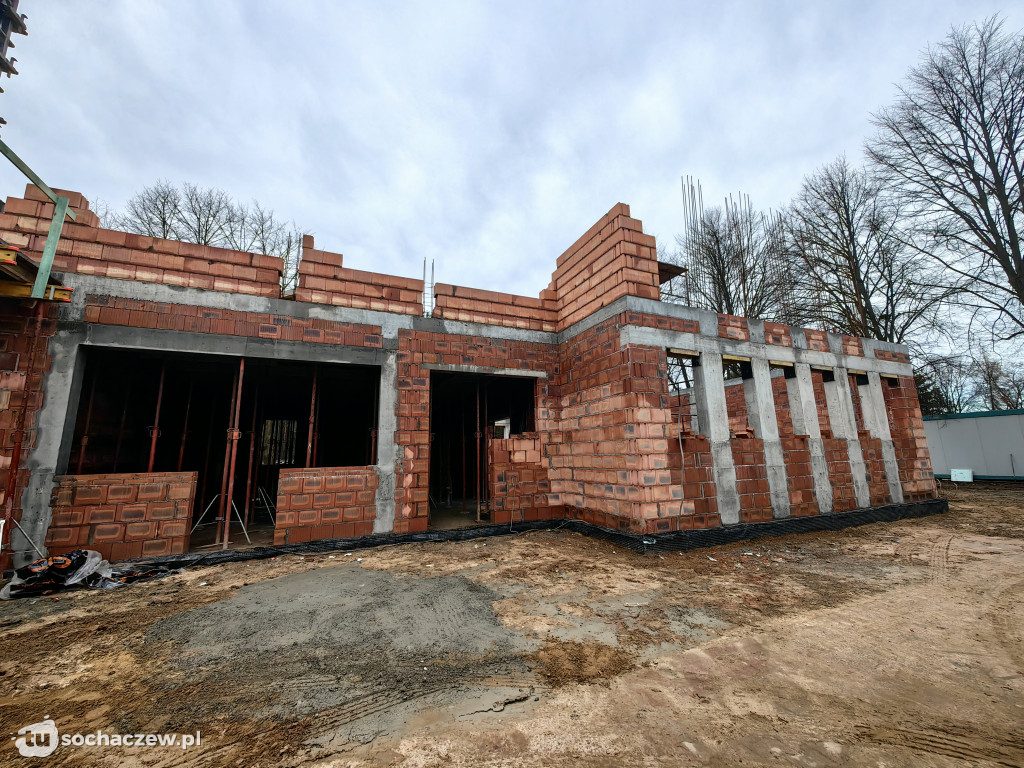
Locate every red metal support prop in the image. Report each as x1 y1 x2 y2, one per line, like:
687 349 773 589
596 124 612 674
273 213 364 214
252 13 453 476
112 377 132 473
76 374 96 474
243 385 258 527
475 381 481 522
3 302 43 550
146 362 166 473
215 368 240 543
198 415 213 513
222 357 245 549
306 365 318 468
177 377 193 472
312 378 321 467
461 406 467 510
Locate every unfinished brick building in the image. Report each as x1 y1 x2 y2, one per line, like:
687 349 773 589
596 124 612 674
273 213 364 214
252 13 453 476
0 185 939 570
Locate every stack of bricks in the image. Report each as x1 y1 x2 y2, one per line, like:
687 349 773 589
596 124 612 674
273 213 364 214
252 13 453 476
841 335 865 357
822 439 858 511
46 472 196 560
550 203 661 332
670 435 721 527
725 382 752 436
432 284 557 332
731 438 773 522
274 467 378 543
874 348 912 364
718 314 750 341
859 432 893 506
488 433 554 523
294 236 423 315
882 375 937 502
802 329 830 352
0 301 59 571
394 329 560 530
780 436 819 516
763 321 792 347
770 376 795 435
84 296 383 347
0 186 282 298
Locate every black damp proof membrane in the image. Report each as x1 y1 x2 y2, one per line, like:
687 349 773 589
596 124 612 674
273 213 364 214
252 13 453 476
117 498 949 570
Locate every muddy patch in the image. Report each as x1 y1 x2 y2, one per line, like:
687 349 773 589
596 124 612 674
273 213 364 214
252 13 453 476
529 640 635 686
144 566 533 738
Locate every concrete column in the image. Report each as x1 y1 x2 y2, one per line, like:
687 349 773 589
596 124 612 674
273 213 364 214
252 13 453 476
693 351 740 525
742 358 790 518
823 367 870 508
785 363 833 513
372 350 398 533
858 372 904 504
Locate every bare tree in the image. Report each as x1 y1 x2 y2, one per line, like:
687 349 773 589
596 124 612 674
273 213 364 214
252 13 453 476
175 183 232 246
972 352 1024 409
867 16 1024 341
670 177 799 322
223 200 304 291
784 157 948 349
113 180 181 239
111 181 304 291
915 354 980 414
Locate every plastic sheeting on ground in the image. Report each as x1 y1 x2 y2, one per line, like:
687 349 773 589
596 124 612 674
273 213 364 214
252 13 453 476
0 549 182 599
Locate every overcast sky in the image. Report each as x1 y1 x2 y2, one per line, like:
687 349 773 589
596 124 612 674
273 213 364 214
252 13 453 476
0 1 1018 297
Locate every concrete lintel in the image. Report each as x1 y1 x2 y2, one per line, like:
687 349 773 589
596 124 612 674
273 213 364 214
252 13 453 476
373 352 398 533
67 322 387 367
826 368 870 508
421 363 548 378
785 364 833 513
743 357 789 518
861 372 904 504
693 351 740 525
619 325 914 378
60 274 558 346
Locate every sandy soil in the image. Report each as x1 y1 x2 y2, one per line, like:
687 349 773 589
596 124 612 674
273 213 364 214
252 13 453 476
1 481 1022 767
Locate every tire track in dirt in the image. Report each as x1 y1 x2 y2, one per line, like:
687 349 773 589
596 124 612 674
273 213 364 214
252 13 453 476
928 534 953 582
856 721 1024 767
989 576 1024 672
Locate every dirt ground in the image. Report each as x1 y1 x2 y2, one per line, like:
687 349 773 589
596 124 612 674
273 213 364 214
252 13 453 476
1 481 1022 767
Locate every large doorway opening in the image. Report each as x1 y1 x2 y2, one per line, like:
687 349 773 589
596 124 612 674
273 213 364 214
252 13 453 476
428 371 535 529
68 347 380 550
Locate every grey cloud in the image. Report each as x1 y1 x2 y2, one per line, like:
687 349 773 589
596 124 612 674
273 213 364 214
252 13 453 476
0 0 1016 297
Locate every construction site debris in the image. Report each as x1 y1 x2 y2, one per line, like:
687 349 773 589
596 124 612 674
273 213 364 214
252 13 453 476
0 549 181 599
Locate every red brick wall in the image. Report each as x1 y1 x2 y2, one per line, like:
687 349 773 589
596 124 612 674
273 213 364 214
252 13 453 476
551 313 726 534
673 435 720 526
804 329 830 352
83 295 383 346
823 438 857 512
433 284 557 332
841 335 865 356
0 301 58 571
395 329 560 531
763 321 793 346
488 433 554 523
718 314 750 341
859 433 894 506
295 237 424 315
46 472 196 561
732 438 773 523
883 376 938 502
274 466 377 543
781 435 819 516
550 204 661 332
1 186 282 298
